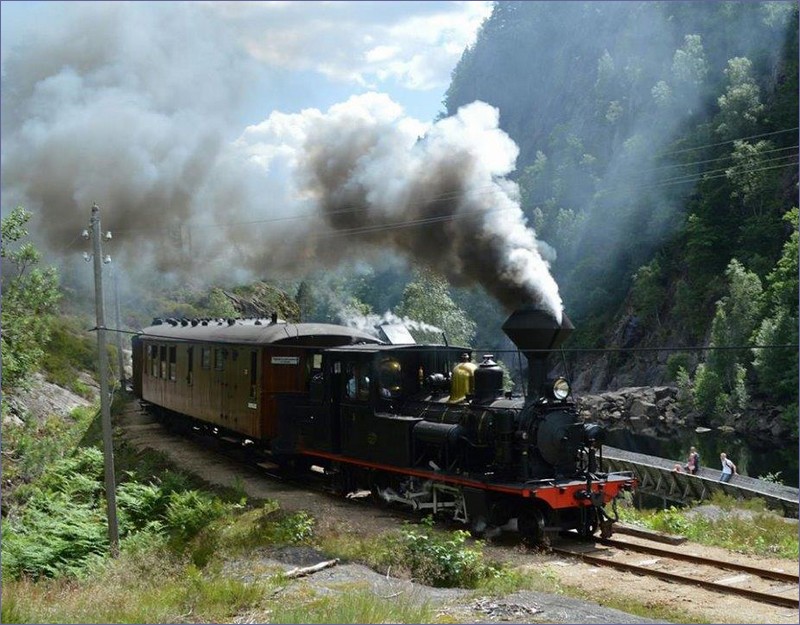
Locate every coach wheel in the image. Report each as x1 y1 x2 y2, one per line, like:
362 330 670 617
518 508 546 545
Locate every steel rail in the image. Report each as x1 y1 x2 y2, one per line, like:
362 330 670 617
551 546 799 610
599 537 799 584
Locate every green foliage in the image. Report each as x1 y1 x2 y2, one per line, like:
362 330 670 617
396 518 499 588
1 404 97 487
715 57 764 138
164 490 229 546
204 287 239 319
1 206 61 391
689 259 762 418
675 366 694 411
618 498 798 559
666 353 691 381
2 444 233 580
396 268 476 347
40 316 107 394
630 258 666 324
752 208 799 402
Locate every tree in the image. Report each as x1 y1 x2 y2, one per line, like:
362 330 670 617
716 57 764 138
752 208 799 403
725 140 775 218
671 34 709 88
1 207 61 391
694 259 762 416
630 258 666 325
396 269 476 348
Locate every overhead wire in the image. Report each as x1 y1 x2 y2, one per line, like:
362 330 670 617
97 324 797 355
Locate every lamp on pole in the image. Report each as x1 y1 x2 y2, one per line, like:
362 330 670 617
85 203 120 556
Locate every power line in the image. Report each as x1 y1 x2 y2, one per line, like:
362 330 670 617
99 325 797 354
655 127 799 158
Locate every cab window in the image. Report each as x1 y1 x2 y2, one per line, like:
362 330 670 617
344 362 370 401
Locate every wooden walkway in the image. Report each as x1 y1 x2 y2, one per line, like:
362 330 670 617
602 446 799 518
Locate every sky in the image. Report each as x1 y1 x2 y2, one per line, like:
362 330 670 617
1 1 493 125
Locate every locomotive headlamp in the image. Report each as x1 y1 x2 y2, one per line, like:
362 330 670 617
552 377 570 400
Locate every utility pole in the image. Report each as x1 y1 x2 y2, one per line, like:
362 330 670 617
87 203 120 557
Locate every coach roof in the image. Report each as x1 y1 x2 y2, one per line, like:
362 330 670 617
137 318 382 346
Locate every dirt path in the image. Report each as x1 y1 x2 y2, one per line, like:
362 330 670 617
119 401 798 624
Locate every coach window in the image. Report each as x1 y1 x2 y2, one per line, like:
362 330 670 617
151 345 159 377
249 351 258 399
214 348 226 371
168 346 177 381
159 345 167 379
201 347 211 369
187 347 194 385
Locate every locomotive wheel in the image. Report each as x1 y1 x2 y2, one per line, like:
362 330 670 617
518 508 547 545
578 507 599 538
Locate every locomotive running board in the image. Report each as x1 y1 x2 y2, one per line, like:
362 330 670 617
299 447 635 508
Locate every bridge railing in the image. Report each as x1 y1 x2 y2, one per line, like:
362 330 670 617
602 446 799 518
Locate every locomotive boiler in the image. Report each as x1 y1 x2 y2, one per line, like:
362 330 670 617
132 307 635 542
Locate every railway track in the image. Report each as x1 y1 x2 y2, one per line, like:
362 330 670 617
551 534 799 609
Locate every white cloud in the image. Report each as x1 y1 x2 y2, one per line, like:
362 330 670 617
210 0 493 91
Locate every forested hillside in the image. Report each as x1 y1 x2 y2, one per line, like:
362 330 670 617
444 1 798 426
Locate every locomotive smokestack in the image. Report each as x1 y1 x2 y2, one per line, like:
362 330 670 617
502 307 573 400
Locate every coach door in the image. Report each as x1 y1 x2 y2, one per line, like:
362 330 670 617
261 347 306 440
213 347 229 427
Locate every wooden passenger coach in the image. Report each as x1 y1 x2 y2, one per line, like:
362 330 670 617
131 318 380 443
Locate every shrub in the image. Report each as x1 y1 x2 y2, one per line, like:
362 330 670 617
397 518 498 588
165 490 228 546
666 353 691 381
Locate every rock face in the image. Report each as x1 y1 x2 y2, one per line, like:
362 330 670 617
3 372 96 426
577 385 795 444
222 282 300 322
577 386 686 438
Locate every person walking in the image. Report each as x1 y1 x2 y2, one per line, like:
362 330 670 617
719 452 737 482
685 446 700 475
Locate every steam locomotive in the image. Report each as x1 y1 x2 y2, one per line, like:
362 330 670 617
132 307 636 542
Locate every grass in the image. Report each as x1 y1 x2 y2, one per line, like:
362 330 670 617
2 550 268 624
617 492 799 559
267 584 436 624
